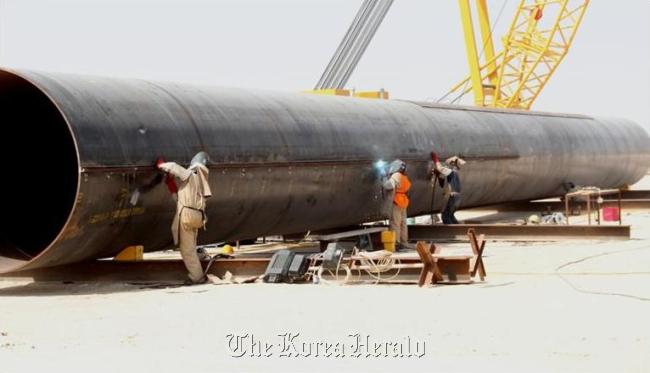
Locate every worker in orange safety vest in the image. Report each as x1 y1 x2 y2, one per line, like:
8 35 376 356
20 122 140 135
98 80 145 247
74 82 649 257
382 159 412 250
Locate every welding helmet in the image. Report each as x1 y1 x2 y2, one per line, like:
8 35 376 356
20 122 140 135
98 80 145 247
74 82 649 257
190 151 209 168
388 159 406 175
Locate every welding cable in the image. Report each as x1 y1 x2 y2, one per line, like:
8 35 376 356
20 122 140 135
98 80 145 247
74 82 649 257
317 265 352 285
358 251 401 284
317 252 351 285
202 252 236 278
555 244 650 302
203 255 218 276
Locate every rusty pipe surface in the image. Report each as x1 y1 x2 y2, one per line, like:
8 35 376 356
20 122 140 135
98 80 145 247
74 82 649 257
1 68 649 273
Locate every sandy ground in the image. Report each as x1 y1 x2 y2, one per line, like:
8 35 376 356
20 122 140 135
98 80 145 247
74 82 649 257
1 212 649 372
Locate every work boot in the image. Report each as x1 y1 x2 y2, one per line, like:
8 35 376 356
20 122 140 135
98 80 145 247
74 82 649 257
396 243 415 252
183 276 208 286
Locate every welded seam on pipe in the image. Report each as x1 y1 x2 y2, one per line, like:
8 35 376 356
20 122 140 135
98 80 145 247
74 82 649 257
79 155 521 174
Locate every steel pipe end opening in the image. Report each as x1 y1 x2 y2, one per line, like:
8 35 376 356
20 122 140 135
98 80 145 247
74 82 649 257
0 70 79 273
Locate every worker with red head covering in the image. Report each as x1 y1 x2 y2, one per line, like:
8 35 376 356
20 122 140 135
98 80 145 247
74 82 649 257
158 151 212 285
431 152 466 224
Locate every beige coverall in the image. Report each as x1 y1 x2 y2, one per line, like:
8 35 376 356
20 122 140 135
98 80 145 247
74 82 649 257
383 172 409 246
159 162 212 283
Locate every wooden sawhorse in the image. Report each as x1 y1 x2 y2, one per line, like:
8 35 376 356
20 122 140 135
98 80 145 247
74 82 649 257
416 228 487 287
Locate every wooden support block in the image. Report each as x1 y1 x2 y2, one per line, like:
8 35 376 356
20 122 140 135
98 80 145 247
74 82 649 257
114 245 144 261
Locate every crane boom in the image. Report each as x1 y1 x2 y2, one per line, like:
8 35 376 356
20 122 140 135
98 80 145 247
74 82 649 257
448 0 590 110
314 0 393 91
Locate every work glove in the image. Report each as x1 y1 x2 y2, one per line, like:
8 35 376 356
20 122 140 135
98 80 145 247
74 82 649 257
155 157 178 194
165 175 178 194
156 157 165 169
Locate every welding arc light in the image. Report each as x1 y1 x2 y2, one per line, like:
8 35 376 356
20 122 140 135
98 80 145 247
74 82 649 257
374 159 387 177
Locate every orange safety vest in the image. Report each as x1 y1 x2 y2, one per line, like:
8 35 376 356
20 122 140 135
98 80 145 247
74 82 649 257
393 173 411 209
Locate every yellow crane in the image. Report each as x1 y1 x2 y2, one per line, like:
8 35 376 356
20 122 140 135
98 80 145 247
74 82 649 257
447 0 590 110
312 0 590 109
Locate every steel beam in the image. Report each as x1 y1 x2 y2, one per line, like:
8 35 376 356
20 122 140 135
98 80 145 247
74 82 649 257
408 224 631 241
485 200 650 212
1 257 422 283
2 258 271 283
471 190 650 212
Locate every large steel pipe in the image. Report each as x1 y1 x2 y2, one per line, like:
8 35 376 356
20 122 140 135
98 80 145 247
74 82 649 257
1 68 648 273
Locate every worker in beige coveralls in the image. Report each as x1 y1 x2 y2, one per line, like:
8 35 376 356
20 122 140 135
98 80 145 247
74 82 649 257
158 151 212 285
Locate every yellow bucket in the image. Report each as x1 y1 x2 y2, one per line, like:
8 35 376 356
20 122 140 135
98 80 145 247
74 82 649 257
381 230 396 252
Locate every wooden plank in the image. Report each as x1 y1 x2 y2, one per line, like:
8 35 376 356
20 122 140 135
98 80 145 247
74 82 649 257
311 227 387 241
432 255 473 260
437 259 472 284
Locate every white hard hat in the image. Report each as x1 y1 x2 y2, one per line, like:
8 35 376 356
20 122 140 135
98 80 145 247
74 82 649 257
445 156 467 167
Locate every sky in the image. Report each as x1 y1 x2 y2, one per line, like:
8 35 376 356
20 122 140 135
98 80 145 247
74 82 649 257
0 0 648 125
